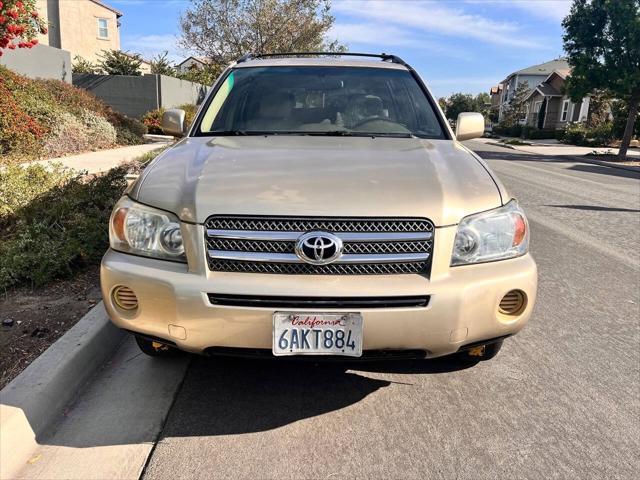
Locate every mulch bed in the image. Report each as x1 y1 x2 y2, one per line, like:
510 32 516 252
0 268 102 390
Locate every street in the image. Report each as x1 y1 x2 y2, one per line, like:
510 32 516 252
17 142 640 480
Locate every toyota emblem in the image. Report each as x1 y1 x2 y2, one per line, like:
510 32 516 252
295 231 343 265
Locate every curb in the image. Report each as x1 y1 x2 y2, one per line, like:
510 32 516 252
0 302 124 479
561 155 640 173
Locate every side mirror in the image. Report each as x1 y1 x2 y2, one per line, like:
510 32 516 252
455 112 485 141
162 108 186 137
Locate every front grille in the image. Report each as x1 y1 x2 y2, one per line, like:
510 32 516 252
206 217 432 233
205 216 434 275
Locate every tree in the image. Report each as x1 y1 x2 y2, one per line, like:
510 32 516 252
97 50 142 76
72 55 97 74
443 93 475 121
501 82 530 126
0 0 47 55
150 51 176 76
562 0 640 159
176 64 218 85
179 0 346 77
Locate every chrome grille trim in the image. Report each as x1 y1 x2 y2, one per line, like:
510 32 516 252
204 216 434 275
206 229 433 242
208 250 430 264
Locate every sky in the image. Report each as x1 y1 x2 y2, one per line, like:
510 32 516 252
113 0 572 98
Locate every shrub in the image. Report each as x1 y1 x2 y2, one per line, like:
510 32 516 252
108 110 146 145
0 66 145 162
42 112 91 157
521 126 557 140
560 122 614 147
0 163 72 220
0 162 135 289
82 110 117 149
142 107 164 134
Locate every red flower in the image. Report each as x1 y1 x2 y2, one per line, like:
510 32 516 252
0 15 6 24
8 43 16 49
31 11 39 18
6 10 19 19
16 1 24 8
0 2 3 9
31 38 38 45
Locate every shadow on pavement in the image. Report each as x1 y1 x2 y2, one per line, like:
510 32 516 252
567 163 640 180
543 204 640 213
158 355 476 438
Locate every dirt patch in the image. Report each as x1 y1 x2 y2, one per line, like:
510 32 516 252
0 268 102 389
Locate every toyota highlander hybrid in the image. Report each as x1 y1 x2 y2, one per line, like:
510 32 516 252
101 52 537 362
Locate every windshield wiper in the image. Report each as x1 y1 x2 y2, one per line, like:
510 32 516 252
210 130 249 136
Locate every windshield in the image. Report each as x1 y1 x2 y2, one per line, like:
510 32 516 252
196 66 445 138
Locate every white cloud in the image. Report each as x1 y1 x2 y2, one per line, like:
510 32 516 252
467 0 572 23
334 0 547 49
120 33 185 63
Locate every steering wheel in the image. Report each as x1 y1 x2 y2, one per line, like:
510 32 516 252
352 116 403 129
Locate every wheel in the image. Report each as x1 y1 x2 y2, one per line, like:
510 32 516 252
135 335 182 357
460 339 504 361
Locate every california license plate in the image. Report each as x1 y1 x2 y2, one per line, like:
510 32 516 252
272 312 363 357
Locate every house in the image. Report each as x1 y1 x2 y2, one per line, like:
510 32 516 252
121 52 152 74
177 56 211 72
35 0 122 63
497 58 570 121
523 69 590 130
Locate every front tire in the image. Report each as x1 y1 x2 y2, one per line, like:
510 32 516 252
135 336 182 357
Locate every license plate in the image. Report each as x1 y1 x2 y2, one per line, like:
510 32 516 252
272 312 363 357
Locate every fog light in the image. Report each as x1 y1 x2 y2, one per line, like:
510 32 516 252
499 290 526 315
112 285 138 311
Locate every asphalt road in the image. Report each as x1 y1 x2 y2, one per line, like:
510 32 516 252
17 142 639 480
140 141 640 479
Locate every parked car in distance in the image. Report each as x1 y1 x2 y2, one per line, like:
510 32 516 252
101 52 537 362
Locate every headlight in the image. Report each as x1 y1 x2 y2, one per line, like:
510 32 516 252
451 199 529 266
109 197 186 262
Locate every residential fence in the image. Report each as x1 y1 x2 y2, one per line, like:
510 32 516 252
72 73 209 118
0 44 72 83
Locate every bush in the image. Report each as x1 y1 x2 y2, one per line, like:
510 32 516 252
560 121 614 147
521 126 557 140
108 111 146 145
492 123 522 137
0 65 145 163
142 107 164 134
82 110 117 149
42 112 91 157
0 162 137 289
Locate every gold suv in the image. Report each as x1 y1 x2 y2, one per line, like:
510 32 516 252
101 53 537 362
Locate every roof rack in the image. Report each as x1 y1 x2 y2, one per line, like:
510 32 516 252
236 52 409 66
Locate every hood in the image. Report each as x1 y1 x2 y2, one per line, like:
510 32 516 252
131 136 502 226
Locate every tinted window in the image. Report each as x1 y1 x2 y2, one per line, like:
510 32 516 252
197 66 445 138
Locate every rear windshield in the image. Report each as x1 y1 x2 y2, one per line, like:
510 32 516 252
196 66 445 139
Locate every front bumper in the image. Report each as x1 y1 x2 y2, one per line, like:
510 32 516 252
101 226 537 358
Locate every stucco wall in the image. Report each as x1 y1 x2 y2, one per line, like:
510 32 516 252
0 43 72 83
58 0 120 62
73 74 208 118
159 75 208 109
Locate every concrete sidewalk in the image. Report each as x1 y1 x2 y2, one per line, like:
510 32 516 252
29 142 171 175
475 137 640 159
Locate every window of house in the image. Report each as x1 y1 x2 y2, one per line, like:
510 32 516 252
560 99 570 121
98 18 109 39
